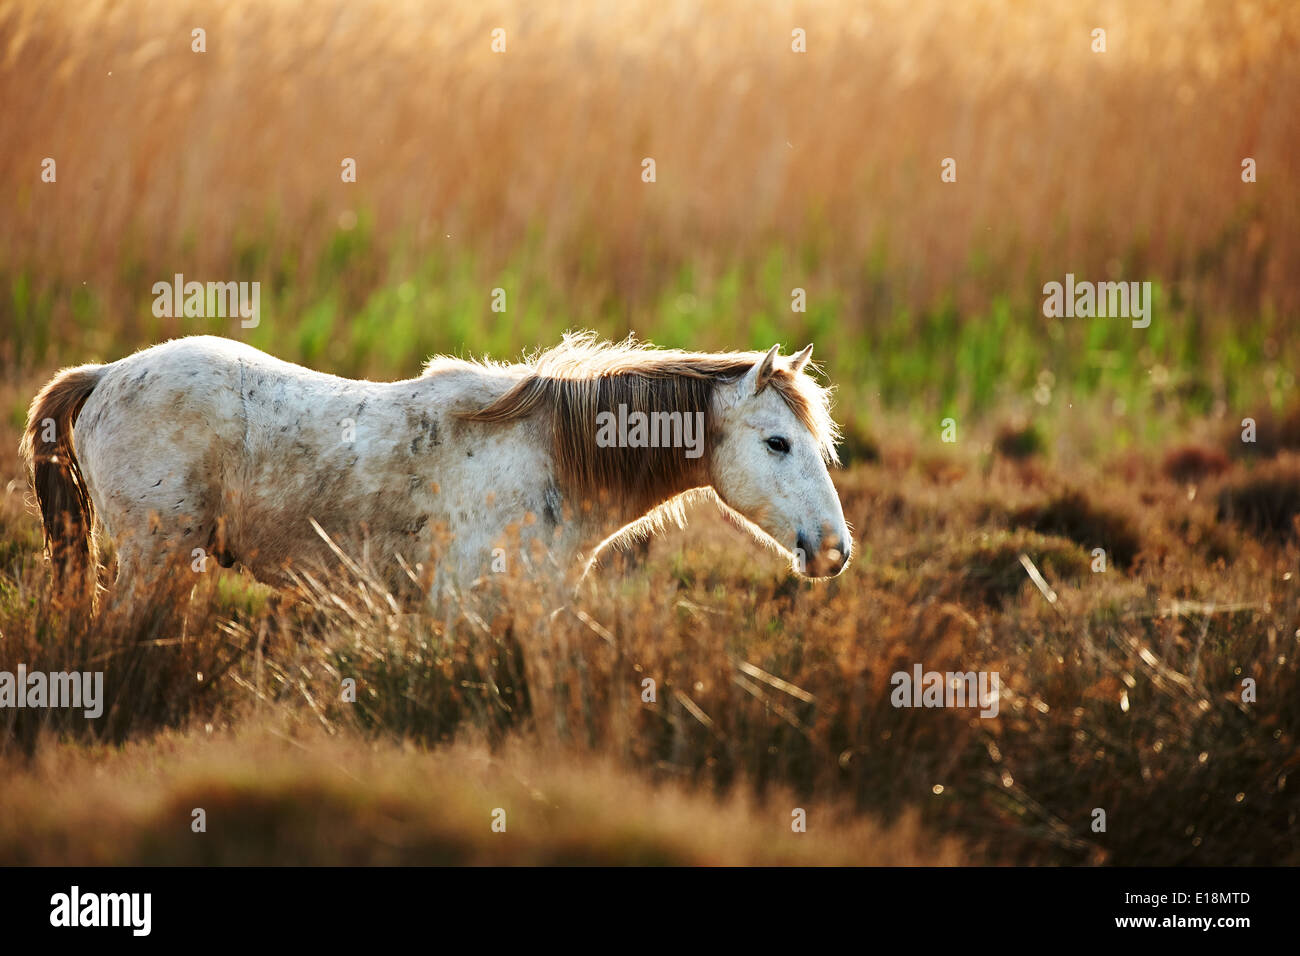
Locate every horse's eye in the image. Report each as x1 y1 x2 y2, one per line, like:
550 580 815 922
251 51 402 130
766 436 791 454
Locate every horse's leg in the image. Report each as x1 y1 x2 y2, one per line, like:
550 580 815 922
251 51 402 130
100 503 217 624
108 542 154 622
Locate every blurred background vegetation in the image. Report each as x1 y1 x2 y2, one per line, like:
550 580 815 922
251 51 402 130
2 0 1297 442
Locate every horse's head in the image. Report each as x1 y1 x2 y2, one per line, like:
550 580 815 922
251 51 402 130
709 344 851 578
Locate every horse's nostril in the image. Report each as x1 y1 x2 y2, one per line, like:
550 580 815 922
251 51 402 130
796 532 814 564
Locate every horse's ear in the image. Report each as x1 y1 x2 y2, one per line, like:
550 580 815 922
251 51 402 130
749 344 780 395
790 344 814 374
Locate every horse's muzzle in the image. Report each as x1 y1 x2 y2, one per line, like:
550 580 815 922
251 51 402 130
796 530 851 578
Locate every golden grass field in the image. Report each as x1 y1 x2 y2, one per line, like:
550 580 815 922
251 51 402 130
1 0 1298 864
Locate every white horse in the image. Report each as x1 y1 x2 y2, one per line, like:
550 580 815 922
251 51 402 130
22 333 851 611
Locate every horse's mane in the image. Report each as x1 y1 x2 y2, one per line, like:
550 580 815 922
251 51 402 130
432 331 840 517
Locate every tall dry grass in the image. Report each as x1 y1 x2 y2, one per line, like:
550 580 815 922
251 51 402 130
2 0 1297 367
1 399 1296 864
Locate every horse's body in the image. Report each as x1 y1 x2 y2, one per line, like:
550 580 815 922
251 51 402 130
22 334 851 610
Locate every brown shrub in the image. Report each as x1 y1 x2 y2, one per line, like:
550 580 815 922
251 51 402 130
993 418 1045 461
1162 444 1231 483
1011 489 1143 570
1215 455 1300 541
1224 405 1300 459
903 530 1089 608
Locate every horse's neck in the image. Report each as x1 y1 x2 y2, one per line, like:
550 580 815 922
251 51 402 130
545 445 712 559
475 367 722 571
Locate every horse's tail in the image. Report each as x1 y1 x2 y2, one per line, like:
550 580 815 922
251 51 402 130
20 363 105 579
